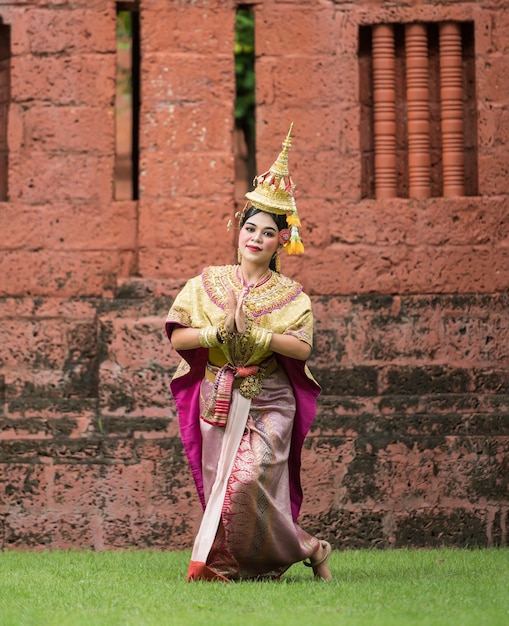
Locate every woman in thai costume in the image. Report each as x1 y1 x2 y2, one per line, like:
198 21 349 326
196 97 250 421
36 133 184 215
165 125 332 582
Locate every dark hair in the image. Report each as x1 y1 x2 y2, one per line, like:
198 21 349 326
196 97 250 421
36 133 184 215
240 206 288 230
240 206 288 272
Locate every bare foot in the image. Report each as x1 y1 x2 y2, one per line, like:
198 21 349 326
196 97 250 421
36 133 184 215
305 541 333 581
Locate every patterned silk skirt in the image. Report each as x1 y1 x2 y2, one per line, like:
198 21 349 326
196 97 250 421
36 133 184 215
197 367 320 580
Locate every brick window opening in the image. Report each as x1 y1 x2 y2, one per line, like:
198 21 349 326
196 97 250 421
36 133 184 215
234 6 256 208
114 3 140 201
0 20 10 201
359 21 478 200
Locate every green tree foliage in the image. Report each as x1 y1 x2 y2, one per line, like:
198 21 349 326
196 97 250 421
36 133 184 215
235 9 255 139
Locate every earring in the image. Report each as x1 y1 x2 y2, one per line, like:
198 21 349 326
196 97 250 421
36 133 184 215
237 248 242 263
273 251 281 273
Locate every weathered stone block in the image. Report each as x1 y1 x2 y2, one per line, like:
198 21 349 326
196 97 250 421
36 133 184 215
11 55 114 107
256 6 337 56
478 150 509 196
140 152 234 200
0 250 135 297
142 52 235 105
319 366 379 397
140 102 233 155
138 245 226 281
22 106 114 153
300 507 386 550
394 509 488 548
138 198 235 251
9 153 113 204
25 7 116 55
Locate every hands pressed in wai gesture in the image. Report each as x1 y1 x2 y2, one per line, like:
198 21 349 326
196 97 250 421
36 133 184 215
225 288 248 335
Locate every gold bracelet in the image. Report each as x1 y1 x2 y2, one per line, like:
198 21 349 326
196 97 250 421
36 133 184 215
249 325 273 352
198 326 221 348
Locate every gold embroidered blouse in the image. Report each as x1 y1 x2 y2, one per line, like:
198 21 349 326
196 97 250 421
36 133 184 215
166 265 314 367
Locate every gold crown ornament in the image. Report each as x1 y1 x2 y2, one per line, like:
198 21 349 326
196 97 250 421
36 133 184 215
244 123 304 254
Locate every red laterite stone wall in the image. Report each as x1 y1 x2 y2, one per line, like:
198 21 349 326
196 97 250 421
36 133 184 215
0 0 507 551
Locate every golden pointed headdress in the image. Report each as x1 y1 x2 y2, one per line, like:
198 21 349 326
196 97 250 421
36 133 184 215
245 123 304 254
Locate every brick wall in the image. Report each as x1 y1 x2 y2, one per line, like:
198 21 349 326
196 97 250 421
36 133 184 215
0 0 507 550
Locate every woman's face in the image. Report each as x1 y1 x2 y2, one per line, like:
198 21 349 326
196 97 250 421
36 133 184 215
239 211 280 267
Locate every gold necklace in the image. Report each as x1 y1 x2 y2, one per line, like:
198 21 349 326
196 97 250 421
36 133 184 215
237 267 271 293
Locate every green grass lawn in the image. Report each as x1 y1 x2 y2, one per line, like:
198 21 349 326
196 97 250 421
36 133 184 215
0 548 507 626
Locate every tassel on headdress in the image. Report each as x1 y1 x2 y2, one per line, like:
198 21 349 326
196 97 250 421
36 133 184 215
245 123 304 255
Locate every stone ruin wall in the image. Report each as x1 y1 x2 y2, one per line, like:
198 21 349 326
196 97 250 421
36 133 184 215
0 0 507 551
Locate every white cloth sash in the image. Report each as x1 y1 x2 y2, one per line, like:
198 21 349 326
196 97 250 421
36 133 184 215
190 390 251 564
